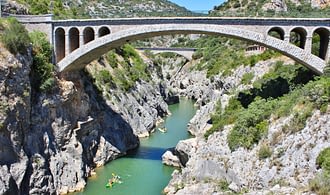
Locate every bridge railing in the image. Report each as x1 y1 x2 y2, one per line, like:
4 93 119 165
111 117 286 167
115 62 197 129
8 14 53 23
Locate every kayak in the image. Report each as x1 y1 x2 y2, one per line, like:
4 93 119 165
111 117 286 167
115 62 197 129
105 174 122 188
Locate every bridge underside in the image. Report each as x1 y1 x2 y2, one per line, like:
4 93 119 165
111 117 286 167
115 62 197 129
136 48 195 60
57 24 327 74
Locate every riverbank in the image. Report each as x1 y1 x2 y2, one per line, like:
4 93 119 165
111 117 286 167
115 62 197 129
73 99 196 195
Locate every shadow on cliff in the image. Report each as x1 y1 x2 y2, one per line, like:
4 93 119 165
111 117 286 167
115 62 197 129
76 70 140 164
20 70 139 194
125 146 168 161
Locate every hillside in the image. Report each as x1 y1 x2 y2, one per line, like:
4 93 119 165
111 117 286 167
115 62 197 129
210 0 330 17
9 0 197 18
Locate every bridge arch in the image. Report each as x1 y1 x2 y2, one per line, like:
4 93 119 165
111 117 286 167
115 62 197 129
98 26 111 37
312 27 330 60
57 24 326 74
83 27 95 44
55 27 65 62
289 27 307 49
69 27 80 53
268 26 285 40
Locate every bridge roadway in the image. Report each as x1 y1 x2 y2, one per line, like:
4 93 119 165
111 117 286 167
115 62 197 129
16 15 330 74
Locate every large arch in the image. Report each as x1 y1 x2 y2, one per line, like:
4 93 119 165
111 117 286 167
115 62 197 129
57 24 326 74
55 27 65 62
69 27 80 53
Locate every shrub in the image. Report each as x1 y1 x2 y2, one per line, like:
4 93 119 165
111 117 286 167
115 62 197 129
309 171 330 195
324 64 330 77
241 72 254 85
106 51 118 68
312 145 330 194
317 148 330 172
217 179 229 191
258 143 272 159
29 31 55 92
0 17 30 54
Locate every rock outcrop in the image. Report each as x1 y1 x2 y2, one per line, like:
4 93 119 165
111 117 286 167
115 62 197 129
0 46 141 194
165 108 330 194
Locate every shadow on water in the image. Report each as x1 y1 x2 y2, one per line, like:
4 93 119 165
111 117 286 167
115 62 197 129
125 146 170 161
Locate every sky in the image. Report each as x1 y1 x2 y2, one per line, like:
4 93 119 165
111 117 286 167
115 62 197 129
169 0 225 11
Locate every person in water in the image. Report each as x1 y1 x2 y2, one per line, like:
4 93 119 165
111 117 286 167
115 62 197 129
108 173 121 187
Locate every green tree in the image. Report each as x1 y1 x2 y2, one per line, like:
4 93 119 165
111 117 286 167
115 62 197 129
29 31 55 92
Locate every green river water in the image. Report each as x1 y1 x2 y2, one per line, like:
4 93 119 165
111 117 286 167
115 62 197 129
75 98 196 195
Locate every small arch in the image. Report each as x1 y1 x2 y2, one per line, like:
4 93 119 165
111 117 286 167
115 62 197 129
55 27 65 62
268 27 285 40
83 27 95 44
98 26 111 37
69 27 79 53
290 27 307 49
312 27 330 60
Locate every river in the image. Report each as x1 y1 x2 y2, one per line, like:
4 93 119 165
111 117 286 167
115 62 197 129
74 98 196 195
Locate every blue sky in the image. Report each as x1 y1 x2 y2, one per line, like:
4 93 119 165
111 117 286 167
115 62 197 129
169 0 225 11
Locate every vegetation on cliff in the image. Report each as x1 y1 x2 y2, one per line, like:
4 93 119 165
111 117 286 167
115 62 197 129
310 147 330 194
205 62 330 151
0 17 30 54
88 44 151 93
29 31 55 92
14 0 196 19
171 36 280 77
211 0 330 17
0 18 55 92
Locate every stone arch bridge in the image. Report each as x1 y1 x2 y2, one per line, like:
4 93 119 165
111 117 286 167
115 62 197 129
17 15 330 74
136 47 197 60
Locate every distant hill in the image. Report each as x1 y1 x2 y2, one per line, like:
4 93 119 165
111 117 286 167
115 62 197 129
210 0 330 17
9 0 198 19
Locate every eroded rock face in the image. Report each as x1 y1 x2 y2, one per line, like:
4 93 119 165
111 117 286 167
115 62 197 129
2 0 29 15
165 109 330 194
0 47 33 194
0 48 139 194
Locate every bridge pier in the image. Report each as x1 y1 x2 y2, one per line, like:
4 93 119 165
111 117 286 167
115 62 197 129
284 35 290 42
79 33 84 49
304 36 313 54
327 37 330 63
65 33 70 57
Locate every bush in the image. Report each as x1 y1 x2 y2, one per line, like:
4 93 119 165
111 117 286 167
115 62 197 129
258 143 272 159
317 148 330 172
312 145 330 195
227 98 272 150
29 31 55 92
0 17 30 54
241 72 254 85
106 51 118 68
309 171 330 195
324 64 330 77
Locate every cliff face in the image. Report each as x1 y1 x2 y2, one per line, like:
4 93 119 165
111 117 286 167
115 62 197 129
0 46 140 194
0 40 186 194
0 44 33 194
164 109 330 194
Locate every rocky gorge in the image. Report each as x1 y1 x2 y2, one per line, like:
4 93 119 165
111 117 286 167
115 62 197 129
0 37 190 193
1 0 330 193
1 35 330 194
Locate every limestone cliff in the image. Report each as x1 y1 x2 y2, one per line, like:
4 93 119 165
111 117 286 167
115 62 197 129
0 45 140 194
